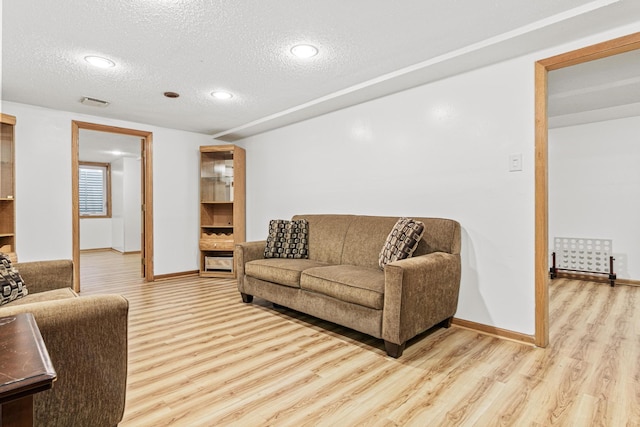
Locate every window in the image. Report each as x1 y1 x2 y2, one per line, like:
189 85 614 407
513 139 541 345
79 162 111 217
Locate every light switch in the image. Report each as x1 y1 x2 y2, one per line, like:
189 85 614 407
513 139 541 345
509 153 522 172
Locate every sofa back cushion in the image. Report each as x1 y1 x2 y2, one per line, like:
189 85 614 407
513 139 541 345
292 214 461 269
416 217 462 256
342 216 403 268
292 215 354 264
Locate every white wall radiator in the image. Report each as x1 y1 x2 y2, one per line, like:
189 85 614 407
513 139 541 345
550 237 617 286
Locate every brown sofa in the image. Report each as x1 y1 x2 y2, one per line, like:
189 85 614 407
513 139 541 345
236 214 461 357
0 260 128 427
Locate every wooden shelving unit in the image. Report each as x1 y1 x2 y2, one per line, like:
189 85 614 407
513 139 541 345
199 145 245 278
0 114 16 261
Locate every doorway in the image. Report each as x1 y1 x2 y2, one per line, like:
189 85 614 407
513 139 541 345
72 121 154 291
534 32 640 347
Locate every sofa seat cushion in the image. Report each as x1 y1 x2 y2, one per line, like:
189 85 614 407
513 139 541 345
2 287 78 307
300 265 385 310
245 258 330 288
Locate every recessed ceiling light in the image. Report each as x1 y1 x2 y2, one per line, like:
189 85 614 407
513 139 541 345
291 44 318 59
211 91 233 100
84 56 116 68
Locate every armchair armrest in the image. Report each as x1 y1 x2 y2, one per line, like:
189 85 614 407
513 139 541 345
382 252 461 347
235 241 266 294
15 259 74 294
0 294 129 427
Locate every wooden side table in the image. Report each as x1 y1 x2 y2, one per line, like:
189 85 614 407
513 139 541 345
0 313 57 427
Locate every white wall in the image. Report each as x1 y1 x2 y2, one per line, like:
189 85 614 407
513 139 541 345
111 158 125 252
123 157 142 253
236 23 640 336
4 101 212 275
110 157 141 253
80 218 112 249
238 59 535 334
549 116 640 280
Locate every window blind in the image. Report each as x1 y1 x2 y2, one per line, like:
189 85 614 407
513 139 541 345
79 165 106 216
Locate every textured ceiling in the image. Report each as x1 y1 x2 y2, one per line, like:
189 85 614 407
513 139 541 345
2 0 640 140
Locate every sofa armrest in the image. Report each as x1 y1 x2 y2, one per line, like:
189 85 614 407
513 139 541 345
0 294 129 427
382 252 461 346
15 259 74 294
235 241 266 293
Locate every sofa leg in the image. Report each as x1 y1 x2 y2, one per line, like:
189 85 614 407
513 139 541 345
384 341 406 358
240 293 253 303
441 316 453 328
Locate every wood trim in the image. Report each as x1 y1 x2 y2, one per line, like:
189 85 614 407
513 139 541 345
0 114 16 125
80 248 112 253
72 122 80 292
110 248 142 255
452 318 535 345
72 121 154 290
534 31 640 349
140 139 145 278
72 121 152 137
153 270 199 281
538 32 640 71
143 134 154 282
80 248 143 255
534 61 549 348
199 143 238 153
79 161 110 167
617 278 640 287
232 145 246 281
78 161 112 218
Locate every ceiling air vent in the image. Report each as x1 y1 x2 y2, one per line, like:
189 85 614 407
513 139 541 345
81 97 110 107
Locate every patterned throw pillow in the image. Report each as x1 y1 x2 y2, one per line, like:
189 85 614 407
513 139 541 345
379 217 425 269
264 219 309 259
0 254 28 306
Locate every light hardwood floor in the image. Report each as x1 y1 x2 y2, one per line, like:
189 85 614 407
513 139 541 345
79 251 640 426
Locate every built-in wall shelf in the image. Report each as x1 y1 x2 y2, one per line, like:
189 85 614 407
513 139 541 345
198 145 245 278
0 114 16 259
